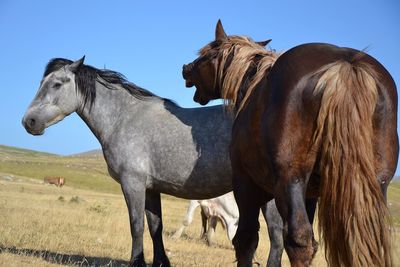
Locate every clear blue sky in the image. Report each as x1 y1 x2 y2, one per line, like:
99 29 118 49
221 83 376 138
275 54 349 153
1 1 399 171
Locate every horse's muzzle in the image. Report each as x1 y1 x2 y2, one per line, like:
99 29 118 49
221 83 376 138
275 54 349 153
182 64 194 88
22 116 44 136
182 64 192 79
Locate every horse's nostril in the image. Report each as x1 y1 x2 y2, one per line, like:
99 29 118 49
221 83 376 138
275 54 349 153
28 118 36 128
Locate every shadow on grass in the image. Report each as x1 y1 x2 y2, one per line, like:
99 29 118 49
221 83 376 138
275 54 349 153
0 245 130 267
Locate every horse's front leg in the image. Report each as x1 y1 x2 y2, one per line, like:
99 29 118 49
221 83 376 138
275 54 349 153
121 176 147 267
145 190 171 267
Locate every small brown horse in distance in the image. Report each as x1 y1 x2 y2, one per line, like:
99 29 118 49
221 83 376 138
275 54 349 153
182 20 398 267
44 176 65 187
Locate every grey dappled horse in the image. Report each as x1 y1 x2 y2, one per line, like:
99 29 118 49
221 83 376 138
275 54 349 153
22 57 285 267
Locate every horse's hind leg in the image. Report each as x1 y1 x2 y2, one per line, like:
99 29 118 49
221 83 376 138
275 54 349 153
305 197 318 258
262 200 283 267
171 200 200 239
232 171 270 267
274 171 314 267
373 116 399 202
206 216 218 246
200 207 208 239
145 190 171 267
263 197 317 267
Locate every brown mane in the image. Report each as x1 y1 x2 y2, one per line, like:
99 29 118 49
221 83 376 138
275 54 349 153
200 36 279 114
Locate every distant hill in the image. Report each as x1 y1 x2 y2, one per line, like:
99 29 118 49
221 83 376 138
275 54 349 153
0 145 120 194
1 144 399 194
0 144 57 157
69 149 103 158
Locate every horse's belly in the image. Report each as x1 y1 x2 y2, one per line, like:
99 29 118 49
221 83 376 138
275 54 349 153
149 178 232 200
148 163 233 199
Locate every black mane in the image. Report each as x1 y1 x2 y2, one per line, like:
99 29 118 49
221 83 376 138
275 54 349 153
43 58 174 109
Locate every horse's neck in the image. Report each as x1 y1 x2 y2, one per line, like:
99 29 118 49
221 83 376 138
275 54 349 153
233 57 274 114
232 63 258 112
76 81 143 145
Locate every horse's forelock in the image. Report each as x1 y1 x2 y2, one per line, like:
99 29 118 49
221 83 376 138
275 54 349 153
199 36 256 56
43 58 72 77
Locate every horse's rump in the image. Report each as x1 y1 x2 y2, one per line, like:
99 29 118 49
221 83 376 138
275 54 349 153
312 57 392 267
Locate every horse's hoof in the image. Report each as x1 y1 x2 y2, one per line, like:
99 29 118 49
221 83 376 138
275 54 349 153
152 259 171 267
129 253 147 267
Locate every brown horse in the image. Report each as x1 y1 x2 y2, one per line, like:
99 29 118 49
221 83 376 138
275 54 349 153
182 20 398 267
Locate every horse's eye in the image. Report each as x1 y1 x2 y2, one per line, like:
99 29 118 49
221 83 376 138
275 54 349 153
53 82 62 89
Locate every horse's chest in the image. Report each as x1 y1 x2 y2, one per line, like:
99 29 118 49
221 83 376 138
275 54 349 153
107 166 121 183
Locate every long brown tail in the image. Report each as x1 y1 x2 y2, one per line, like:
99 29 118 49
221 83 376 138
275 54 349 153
313 59 392 267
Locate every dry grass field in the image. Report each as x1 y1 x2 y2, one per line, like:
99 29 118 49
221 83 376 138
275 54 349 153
0 145 399 266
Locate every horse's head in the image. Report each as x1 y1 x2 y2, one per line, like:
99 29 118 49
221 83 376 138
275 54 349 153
182 20 227 105
182 20 271 106
22 57 85 135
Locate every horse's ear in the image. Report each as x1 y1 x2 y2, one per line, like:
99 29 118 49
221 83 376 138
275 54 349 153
68 56 85 73
256 39 272 47
215 19 228 41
